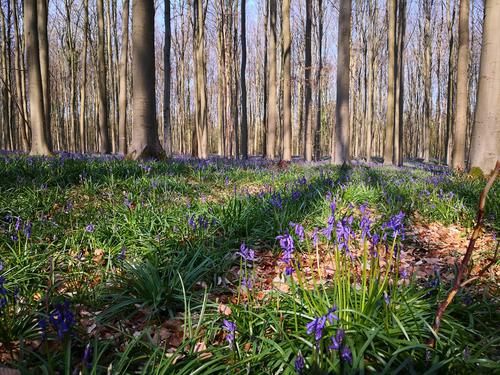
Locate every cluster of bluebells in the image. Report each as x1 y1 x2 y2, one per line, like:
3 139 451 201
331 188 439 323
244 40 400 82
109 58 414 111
306 306 338 342
276 233 295 275
382 211 405 240
222 319 236 349
236 243 256 263
294 352 305 374
39 300 75 341
187 214 215 231
3 215 32 241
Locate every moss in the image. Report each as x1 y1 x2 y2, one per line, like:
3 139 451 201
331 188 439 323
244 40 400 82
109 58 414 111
469 166 485 180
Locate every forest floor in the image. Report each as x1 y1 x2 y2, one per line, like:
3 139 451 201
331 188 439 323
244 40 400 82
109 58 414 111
0 154 498 373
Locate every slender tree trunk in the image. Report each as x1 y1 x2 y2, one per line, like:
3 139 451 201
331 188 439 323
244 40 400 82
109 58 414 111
282 0 292 161
37 0 51 150
164 0 172 156
423 0 432 162
396 0 406 166
445 0 456 165
332 0 351 164
452 0 469 169
469 0 500 174
384 0 397 165
304 0 313 161
366 0 376 162
266 0 277 159
25 0 51 155
97 0 111 153
314 0 323 161
238 0 247 159
118 0 129 155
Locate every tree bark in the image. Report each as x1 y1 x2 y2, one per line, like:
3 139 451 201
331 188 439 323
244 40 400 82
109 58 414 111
384 0 397 165
97 0 111 153
127 0 164 159
266 0 277 159
332 0 351 164
118 0 129 155
469 0 500 174
452 0 469 170
25 0 51 155
164 0 172 156
304 0 313 162
282 0 292 161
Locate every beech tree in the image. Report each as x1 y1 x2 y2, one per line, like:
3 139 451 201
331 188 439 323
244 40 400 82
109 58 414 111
127 0 164 159
469 0 500 174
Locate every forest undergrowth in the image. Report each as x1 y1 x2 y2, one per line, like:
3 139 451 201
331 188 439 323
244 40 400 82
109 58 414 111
0 154 498 374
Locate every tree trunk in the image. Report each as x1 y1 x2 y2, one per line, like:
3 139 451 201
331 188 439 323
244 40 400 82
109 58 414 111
314 0 323 161
118 0 129 155
304 0 313 161
282 0 292 161
37 0 51 150
384 0 397 165
25 0 51 155
469 0 500 174
240 0 248 159
164 0 172 156
332 0 351 164
97 0 111 153
266 0 277 159
127 0 164 159
423 0 432 162
452 0 469 170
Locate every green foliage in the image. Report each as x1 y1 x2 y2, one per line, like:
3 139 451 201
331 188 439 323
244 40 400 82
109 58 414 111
0 155 498 372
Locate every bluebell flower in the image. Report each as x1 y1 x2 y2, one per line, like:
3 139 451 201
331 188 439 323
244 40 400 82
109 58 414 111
382 211 405 240
23 221 32 239
222 319 236 348
294 352 305 373
49 301 75 340
306 315 327 342
85 224 95 233
340 344 353 364
82 343 92 368
241 277 253 290
236 243 256 262
326 306 338 323
290 222 305 242
383 291 390 306
329 329 345 350
311 228 319 247
117 246 127 260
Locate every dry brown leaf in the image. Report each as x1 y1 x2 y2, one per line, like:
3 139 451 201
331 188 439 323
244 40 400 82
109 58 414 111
218 303 232 316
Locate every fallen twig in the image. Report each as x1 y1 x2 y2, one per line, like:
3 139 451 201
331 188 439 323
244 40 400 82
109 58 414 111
428 161 499 348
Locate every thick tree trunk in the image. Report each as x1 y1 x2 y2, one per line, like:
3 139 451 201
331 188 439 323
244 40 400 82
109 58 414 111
384 0 397 165
25 0 51 155
423 0 432 162
118 0 129 155
282 0 292 161
452 0 469 170
469 0 500 174
127 0 164 159
79 0 89 153
332 0 351 164
241 0 248 159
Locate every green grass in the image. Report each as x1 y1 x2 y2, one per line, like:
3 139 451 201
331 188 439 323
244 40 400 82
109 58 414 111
0 155 498 373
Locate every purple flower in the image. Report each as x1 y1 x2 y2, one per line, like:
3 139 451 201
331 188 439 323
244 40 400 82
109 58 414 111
322 215 335 240
236 243 256 262
326 306 338 323
382 211 405 240
329 329 345 351
285 265 295 276
277 233 294 264
383 291 390 305
269 193 283 209
82 343 92 368
241 277 253 290
311 228 319 247
294 352 305 373
85 224 95 233
340 344 353 364
49 300 75 340
336 216 354 253
117 246 127 260
23 221 32 239
306 315 327 342
290 222 305 242
222 319 236 348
